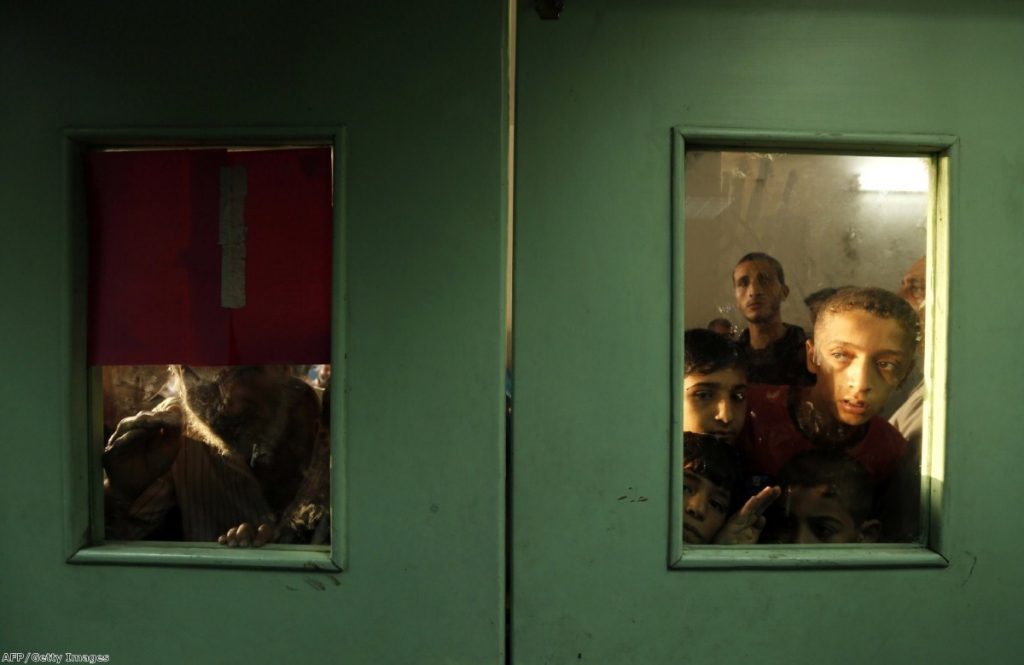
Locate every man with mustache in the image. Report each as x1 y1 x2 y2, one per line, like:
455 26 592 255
732 252 814 386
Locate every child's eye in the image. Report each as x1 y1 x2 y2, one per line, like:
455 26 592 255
692 390 713 401
710 500 727 514
877 360 898 372
731 390 746 403
683 484 693 496
830 351 848 361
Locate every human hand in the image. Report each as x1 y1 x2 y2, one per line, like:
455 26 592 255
103 398 183 498
713 486 781 545
218 522 276 548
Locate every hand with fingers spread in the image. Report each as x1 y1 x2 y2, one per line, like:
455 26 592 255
714 485 781 545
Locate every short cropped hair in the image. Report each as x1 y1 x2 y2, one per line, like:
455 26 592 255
684 328 747 376
804 287 841 327
683 432 741 497
804 287 838 311
778 450 875 523
735 252 786 286
815 286 920 353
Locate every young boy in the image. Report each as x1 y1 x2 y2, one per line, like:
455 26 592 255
742 287 918 485
683 332 782 544
683 328 748 444
765 450 881 544
683 432 740 544
684 431 781 545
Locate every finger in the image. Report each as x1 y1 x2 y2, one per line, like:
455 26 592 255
225 526 239 547
218 534 227 545
743 486 782 518
254 523 274 547
236 522 253 547
237 520 256 549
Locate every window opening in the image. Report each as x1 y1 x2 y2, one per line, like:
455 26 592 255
678 146 941 560
86 145 333 550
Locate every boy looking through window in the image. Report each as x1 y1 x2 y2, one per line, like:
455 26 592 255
765 450 881 544
683 332 781 544
683 328 747 444
742 287 918 486
683 432 739 544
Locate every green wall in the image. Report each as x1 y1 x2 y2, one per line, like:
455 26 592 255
3 1 1024 662
0 3 508 664
513 1 1023 663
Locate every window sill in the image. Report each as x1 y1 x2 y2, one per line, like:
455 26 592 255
69 542 339 572
672 544 948 569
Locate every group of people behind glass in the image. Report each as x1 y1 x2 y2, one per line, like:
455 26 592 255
683 252 926 545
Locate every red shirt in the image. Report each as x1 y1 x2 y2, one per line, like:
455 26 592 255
741 384 908 484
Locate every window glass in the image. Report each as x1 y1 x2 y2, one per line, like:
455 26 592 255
682 150 930 546
86 146 333 548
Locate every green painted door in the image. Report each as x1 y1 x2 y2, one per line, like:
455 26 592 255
513 1 1023 663
0 3 507 664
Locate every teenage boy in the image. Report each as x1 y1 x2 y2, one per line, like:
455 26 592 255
741 287 917 486
683 328 748 443
764 450 881 544
732 252 814 386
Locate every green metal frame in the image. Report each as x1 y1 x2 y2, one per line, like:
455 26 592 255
62 126 348 572
670 126 956 569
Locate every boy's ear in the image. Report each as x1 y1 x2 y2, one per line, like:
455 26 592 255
857 519 881 543
781 283 790 300
805 339 819 375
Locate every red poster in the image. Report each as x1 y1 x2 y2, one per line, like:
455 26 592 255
86 146 333 365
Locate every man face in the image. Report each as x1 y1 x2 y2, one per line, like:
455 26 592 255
807 310 912 426
899 257 927 315
683 367 747 443
176 365 291 441
683 468 731 544
732 259 789 325
771 484 878 544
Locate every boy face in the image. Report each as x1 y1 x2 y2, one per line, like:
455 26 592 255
683 467 731 543
683 368 747 442
807 310 912 426
732 259 789 325
772 484 878 544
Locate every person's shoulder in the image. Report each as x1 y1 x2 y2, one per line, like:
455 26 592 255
782 323 808 343
866 416 910 447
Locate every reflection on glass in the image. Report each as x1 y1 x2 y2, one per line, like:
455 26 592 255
683 150 930 545
101 365 331 547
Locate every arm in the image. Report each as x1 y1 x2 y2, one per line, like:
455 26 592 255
103 398 183 502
